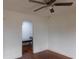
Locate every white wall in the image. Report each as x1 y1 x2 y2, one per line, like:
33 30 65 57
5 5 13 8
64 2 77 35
48 13 76 59
3 10 48 59
3 11 22 59
22 21 32 41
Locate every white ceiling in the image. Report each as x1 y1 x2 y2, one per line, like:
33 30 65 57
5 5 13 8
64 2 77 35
4 0 76 16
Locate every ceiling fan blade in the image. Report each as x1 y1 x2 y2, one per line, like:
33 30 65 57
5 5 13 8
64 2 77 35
29 0 46 5
50 8 54 13
34 6 48 12
54 2 73 6
50 0 56 3
46 0 56 5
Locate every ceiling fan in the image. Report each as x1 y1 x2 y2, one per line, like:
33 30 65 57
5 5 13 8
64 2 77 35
29 0 73 13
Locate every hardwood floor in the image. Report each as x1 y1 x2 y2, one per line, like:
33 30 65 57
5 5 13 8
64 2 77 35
22 43 33 54
18 50 72 59
34 50 72 59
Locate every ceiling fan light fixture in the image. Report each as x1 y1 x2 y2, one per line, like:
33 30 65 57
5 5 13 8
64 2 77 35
50 8 54 13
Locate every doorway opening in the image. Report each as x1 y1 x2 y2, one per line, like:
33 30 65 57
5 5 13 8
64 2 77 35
22 21 33 55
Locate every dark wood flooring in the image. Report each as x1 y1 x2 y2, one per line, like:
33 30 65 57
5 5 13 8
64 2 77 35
22 43 33 54
18 50 72 59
